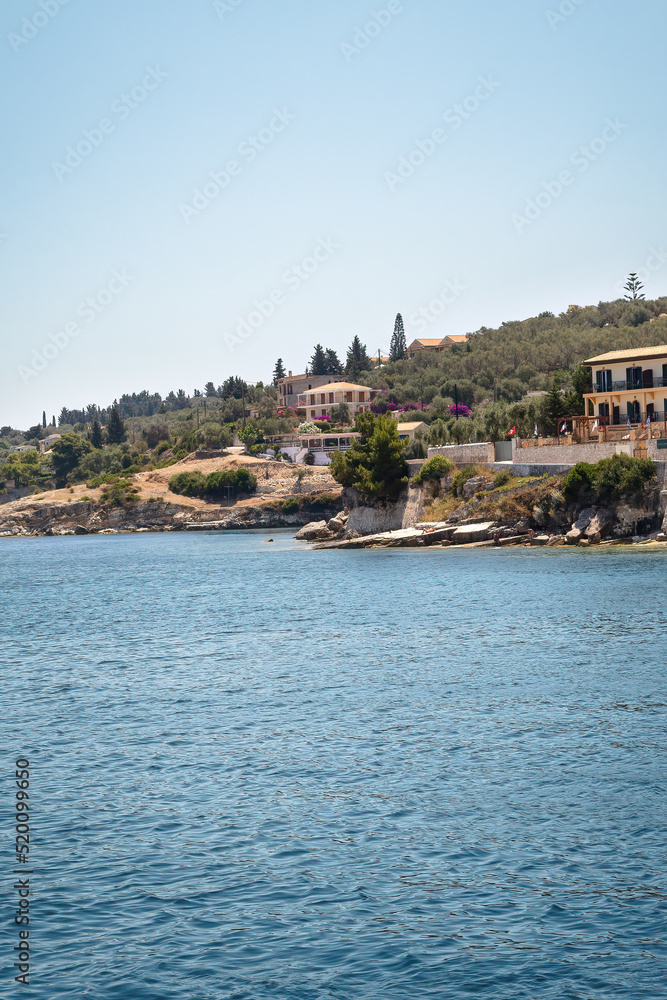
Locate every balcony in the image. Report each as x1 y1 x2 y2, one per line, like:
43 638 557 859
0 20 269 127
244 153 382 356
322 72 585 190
589 375 667 393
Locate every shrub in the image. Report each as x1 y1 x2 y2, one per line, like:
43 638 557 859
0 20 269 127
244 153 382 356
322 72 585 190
313 421 331 432
493 470 512 488
99 479 139 506
205 468 257 497
450 465 478 497
412 455 454 485
155 441 171 456
168 471 207 497
562 454 656 503
304 452 315 465
562 462 593 502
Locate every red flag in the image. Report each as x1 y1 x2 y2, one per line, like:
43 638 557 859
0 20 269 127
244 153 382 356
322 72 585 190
508 426 516 436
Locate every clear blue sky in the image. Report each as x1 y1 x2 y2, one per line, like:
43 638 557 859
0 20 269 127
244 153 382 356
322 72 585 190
2 0 667 429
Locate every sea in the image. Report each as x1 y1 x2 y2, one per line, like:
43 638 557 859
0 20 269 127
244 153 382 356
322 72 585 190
2 531 666 999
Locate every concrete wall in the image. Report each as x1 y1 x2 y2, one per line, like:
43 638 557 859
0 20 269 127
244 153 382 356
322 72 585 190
427 443 494 465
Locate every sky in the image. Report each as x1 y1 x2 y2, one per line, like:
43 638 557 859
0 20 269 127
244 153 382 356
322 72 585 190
2 0 667 429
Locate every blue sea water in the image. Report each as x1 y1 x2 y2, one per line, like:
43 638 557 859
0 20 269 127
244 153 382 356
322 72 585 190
1 531 666 999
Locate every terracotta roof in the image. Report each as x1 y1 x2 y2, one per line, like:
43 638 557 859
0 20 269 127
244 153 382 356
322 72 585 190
410 339 443 347
584 345 667 364
442 334 469 342
396 421 426 431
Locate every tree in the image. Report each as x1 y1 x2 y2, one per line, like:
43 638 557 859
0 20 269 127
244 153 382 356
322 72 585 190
204 381 217 397
330 402 351 425
309 344 328 375
42 411 47 428
345 336 371 380
50 433 92 486
90 419 104 449
389 313 407 361
624 273 645 301
105 407 126 444
324 348 343 375
543 381 566 434
51 415 56 427
330 413 408 499
273 359 286 384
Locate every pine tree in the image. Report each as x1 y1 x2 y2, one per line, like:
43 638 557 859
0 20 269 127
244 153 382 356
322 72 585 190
543 381 565 434
273 359 286 384
624 273 645 301
90 419 104 449
42 411 47 428
309 344 328 375
345 336 371 380
204 382 217 397
389 313 407 361
324 348 342 375
105 407 126 444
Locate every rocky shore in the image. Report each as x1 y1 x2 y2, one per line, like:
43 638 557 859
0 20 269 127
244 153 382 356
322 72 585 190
293 475 667 550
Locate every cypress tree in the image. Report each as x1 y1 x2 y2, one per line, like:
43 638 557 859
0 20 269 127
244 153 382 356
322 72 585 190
105 407 126 444
90 419 104 449
389 313 407 361
42 410 47 428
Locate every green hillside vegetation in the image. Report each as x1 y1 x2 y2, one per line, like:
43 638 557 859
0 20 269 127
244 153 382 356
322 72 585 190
4 295 667 489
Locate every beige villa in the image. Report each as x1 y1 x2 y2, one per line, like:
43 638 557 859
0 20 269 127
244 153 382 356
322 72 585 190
406 334 469 359
583 344 667 425
296 381 376 422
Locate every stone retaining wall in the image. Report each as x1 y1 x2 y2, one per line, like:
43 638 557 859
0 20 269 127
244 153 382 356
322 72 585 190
427 443 493 465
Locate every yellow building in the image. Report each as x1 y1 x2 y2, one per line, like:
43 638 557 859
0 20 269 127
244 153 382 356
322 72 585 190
583 345 667 425
296 381 375 421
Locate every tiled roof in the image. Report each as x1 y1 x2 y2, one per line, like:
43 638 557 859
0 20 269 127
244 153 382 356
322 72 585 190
584 345 667 364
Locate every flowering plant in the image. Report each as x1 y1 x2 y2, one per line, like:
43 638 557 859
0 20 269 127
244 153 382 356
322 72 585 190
449 403 471 417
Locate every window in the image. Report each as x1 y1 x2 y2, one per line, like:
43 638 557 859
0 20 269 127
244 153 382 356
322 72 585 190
358 392 365 402
328 393 334 404
598 402 609 417
626 367 642 390
596 369 612 391
309 395 315 405
628 400 640 422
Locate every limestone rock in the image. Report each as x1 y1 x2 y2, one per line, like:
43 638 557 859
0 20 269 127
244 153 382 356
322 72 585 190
294 520 332 541
547 535 564 546
565 526 582 544
585 509 612 541
573 507 595 531
73 525 89 535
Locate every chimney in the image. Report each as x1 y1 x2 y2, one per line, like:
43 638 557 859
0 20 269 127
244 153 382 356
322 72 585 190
288 370 292 377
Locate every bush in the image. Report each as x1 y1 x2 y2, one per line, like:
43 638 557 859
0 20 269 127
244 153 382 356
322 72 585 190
303 452 315 466
411 455 454 485
99 479 139 506
155 441 171 456
205 468 257 497
562 454 656 503
450 465 478 497
168 471 207 497
493 470 512 488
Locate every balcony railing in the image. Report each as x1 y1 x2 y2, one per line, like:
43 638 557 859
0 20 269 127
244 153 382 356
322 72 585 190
588 375 667 393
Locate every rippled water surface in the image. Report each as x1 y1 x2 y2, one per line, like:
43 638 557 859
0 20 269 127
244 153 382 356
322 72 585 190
2 532 666 999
